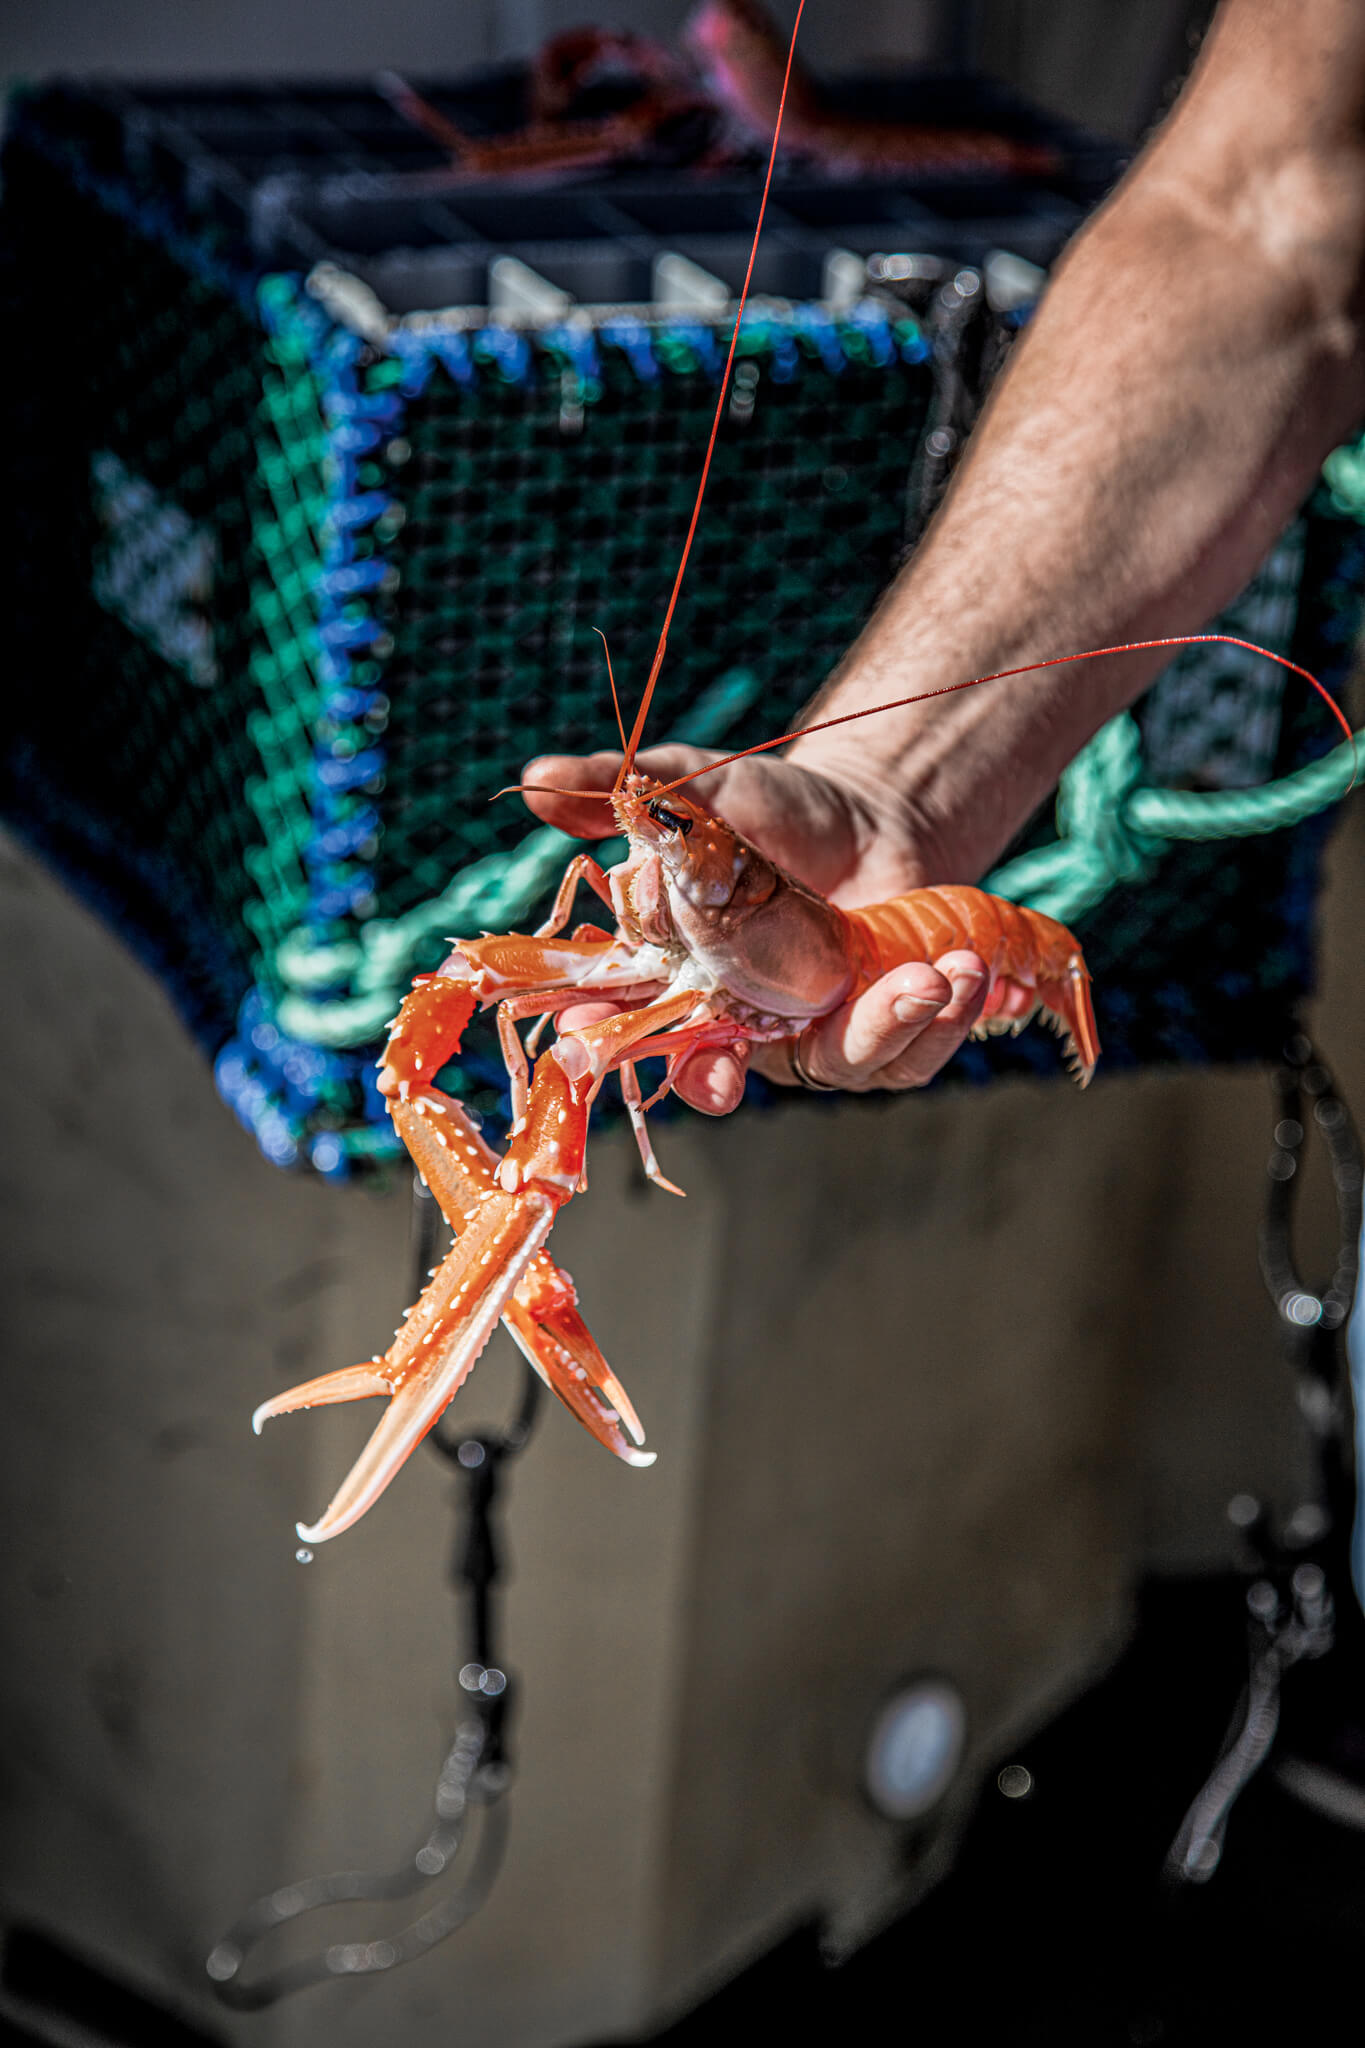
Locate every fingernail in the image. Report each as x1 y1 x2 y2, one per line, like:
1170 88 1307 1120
893 992 945 1023
950 970 987 1003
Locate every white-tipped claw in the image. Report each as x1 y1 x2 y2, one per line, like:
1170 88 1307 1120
598 1370 647 1447
291 1202 556 1544
252 1366 391 1434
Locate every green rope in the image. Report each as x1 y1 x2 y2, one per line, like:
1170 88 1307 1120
1321 440 1365 522
985 713 1362 926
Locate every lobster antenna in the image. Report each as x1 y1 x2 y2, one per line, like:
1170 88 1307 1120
595 626 628 753
649 634 1360 795
491 784 612 802
614 0 806 793
495 628 629 809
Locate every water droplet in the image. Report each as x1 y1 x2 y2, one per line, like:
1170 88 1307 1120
295 1547 314 1565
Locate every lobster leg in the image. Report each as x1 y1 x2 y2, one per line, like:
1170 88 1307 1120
620 1061 687 1197
494 989 602 1123
534 852 615 937
544 988 703 1098
375 926 666 1104
498 999 532 1125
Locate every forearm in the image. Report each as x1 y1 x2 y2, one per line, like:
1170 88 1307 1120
793 0 1365 892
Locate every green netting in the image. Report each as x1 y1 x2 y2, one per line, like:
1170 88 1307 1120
243 316 330 960
5 149 272 1031
5 110 1363 1178
3 134 948 1166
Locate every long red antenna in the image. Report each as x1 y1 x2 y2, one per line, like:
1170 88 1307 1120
649 634 1360 794
594 626 628 753
614 0 806 791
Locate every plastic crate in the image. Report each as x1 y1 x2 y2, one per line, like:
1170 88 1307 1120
2 72 1359 1175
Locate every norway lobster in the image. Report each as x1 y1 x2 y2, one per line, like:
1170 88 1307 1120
254 773 1100 1541
252 3 1352 1544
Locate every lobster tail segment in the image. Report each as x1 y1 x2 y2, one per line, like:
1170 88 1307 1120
982 892 1099 1086
845 887 1100 1087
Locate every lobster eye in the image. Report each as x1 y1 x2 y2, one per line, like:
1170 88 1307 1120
647 800 693 837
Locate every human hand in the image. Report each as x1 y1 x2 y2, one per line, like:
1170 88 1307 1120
521 744 994 1113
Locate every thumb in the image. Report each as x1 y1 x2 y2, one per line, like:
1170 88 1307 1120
520 752 621 837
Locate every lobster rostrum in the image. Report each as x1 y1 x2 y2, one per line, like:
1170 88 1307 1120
254 2 1353 1543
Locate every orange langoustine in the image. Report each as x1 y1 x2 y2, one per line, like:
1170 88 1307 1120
254 768 1100 1541
252 2 1348 1542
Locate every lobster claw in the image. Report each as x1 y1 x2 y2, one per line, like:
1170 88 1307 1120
253 1071 652 1542
257 1177 559 1543
503 1253 655 1469
393 1086 651 1461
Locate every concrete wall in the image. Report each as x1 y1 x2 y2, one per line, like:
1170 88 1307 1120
4 793 1359 2042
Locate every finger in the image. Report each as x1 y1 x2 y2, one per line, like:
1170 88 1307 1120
833 958 963 1077
754 958 957 1091
519 752 622 837
673 1044 750 1116
753 953 989 1094
555 999 627 1033
870 952 992 1089
988 978 1036 1021
518 746 724 838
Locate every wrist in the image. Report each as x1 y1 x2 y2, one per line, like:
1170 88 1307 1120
789 624 1173 888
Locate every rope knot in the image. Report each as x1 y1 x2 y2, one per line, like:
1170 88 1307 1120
1056 712 1162 890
